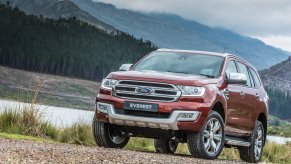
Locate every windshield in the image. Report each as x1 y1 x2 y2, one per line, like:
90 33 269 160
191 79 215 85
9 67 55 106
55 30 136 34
133 52 224 78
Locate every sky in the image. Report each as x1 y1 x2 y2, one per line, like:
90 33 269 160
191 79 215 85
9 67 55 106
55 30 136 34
95 0 291 52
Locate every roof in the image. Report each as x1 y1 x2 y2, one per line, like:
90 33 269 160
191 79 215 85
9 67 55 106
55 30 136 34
156 48 256 70
156 48 230 57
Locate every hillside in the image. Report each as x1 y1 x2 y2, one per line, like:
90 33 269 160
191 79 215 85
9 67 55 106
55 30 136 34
259 57 291 120
260 56 291 92
68 0 290 70
0 4 156 80
0 66 98 110
0 0 115 32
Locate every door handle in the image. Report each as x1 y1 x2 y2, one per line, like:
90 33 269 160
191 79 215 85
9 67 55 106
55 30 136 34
255 93 259 99
224 89 229 99
240 91 245 98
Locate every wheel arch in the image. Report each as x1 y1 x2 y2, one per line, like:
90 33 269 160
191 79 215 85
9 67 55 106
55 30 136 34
257 113 267 145
211 101 225 123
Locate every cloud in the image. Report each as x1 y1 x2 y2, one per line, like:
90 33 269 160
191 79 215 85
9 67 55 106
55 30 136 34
93 0 291 52
94 0 291 36
256 35 291 52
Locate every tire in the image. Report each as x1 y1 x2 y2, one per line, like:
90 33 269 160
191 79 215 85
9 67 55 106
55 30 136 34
154 139 178 154
187 111 225 159
92 115 129 148
238 121 264 163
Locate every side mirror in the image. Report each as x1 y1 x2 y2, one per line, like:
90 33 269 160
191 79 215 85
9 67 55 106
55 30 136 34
119 64 133 71
227 73 247 85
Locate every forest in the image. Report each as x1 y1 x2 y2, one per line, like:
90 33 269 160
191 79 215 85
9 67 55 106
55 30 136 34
266 87 291 121
0 4 156 80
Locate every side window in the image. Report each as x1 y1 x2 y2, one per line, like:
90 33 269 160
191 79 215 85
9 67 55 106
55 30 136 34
237 62 252 87
249 68 261 88
248 68 255 87
225 60 238 79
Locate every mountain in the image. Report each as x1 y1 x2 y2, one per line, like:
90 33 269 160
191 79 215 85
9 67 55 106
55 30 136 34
67 0 290 70
2 0 290 70
258 57 291 120
260 56 291 92
0 4 156 80
0 0 115 31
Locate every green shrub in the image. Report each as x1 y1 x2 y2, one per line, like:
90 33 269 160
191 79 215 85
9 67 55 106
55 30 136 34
262 142 291 163
58 123 94 146
125 138 154 151
0 109 22 134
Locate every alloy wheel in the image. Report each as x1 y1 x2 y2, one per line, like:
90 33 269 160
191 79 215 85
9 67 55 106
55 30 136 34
203 118 223 155
254 126 263 160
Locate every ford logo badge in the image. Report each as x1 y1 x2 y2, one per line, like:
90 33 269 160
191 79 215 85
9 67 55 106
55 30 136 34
136 87 154 95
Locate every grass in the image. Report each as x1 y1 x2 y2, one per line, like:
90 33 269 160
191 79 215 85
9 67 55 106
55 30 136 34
0 132 54 143
262 142 291 163
0 106 94 146
125 138 291 163
1 106 291 163
268 115 291 137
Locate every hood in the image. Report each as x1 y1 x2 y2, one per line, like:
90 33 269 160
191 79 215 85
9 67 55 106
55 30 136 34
107 70 219 86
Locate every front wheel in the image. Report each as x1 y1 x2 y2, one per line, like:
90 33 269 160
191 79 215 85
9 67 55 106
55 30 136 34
92 115 129 148
238 121 264 163
187 111 225 159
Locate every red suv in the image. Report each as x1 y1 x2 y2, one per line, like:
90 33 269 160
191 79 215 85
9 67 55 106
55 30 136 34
93 49 268 163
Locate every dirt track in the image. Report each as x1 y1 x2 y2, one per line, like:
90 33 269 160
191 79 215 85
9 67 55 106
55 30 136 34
0 138 243 164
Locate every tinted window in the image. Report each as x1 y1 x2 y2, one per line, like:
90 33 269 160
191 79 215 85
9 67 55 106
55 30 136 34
237 62 252 87
134 52 224 77
225 60 238 79
249 68 261 88
248 68 255 87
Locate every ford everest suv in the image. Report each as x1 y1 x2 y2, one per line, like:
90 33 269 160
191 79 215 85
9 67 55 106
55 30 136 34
93 49 268 163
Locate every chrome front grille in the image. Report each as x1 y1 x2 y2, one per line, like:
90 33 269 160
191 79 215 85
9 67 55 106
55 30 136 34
113 80 181 102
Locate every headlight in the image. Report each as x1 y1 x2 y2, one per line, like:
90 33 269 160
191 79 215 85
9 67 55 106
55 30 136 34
177 86 205 96
101 79 118 90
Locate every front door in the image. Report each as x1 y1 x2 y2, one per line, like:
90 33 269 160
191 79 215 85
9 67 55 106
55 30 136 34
224 60 254 135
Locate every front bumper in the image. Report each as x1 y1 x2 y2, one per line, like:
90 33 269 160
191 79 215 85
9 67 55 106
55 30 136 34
97 102 200 130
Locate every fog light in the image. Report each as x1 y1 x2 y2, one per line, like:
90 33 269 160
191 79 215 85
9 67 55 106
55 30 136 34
98 103 109 114
177 112 200 121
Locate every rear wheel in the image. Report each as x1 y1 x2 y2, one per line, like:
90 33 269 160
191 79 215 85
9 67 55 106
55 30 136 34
187 111 224 159
154 139 178 154
92 115 129 148
239 121 264 163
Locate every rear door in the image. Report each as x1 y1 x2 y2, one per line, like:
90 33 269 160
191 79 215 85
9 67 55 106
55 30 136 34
245 67 264 130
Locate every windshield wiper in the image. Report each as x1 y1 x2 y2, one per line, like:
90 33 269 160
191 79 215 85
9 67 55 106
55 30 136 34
166 71 189 74
199 73 215 78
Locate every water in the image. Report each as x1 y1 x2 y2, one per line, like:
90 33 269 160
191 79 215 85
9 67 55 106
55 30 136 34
1 99 291 144
0 99 94 128
267 135 291 144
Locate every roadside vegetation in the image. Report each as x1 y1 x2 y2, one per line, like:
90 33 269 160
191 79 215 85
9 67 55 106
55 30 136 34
0 104 291 163
268 115 291 137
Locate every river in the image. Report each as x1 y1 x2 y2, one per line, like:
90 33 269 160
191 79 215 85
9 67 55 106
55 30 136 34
0 99 291 144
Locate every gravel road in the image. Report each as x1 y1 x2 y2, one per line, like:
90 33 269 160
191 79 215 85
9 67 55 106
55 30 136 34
0 138 243 164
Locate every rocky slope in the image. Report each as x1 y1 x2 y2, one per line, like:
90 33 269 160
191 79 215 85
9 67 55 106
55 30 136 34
260 56 291 92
